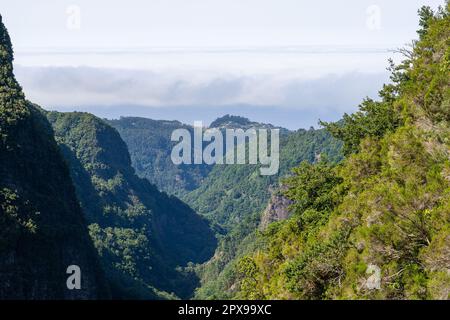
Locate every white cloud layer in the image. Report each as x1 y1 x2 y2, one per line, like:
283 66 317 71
15 63 389 129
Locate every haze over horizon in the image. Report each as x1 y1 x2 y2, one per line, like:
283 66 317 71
0 0 444 129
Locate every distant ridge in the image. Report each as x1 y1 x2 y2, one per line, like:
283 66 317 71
210 114 289 133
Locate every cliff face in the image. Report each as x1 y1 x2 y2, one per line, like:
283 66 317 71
0 15 109 299
260 188 293 230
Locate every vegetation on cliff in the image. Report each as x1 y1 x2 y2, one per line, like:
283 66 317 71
236 4 450 300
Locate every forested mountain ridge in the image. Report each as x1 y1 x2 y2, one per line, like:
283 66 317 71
209 114 289 134
108 115 289 197
1 1 448 301
109 108 342 300
46 111 217 299
192 127 343 299
0 15 109 299
186 127 342 232
109 117 213 196
236 4 450 300
109 114 341 236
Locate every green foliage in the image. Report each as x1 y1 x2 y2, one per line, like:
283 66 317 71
186 129 342 232
192 128 342 299
0 188 37 249
418 6 437 39
0 14 109 299
89 224 151 279
0 15 28 145
235 4 450 300
108 117 212 196
321 1 450 154
110 113 341 299
2 2 448 301
237 257 263 299
409 3 450 122
321 98 403 156
284 160 343 214
209 114 289 133
47 111 217 299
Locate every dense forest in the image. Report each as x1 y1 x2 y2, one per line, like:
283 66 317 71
108 114 289 197
46 111 216 299
235 4 450 299
109 117 213 197
0 15 109 299
188 127 342 298
0 1 449 301
110 115 343 299
0 14 216 299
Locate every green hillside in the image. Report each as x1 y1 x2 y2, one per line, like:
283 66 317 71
109 117 213 196
1 1 447 301
191 128 343 299
109 112 342 299
47 112 217 299
108 115 291 197
236 4 450 300
185 128 342 232
0 15 109 299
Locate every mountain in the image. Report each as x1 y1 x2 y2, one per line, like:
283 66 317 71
109 109 342 299
107 115 289 197
46 111 217 299
0 15 109 299
108 111 342 299
185 127 342 232
190 127 343 298
108 117 213 196
2 1 446 301
0 12 217 300
235 4 450 300
209 114 289 134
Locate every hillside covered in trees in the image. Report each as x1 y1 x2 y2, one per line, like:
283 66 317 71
109 117 213 197
111 115 343 299
0 15 109 299
0 1 448 301
235 4 450 300
0 13 216 299
108 114 290 197
46 111 216 299
189 127 343 299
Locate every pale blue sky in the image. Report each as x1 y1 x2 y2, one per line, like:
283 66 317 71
1 0 444 49
0 0 445 129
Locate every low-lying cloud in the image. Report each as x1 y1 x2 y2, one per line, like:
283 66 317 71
14 65 389 129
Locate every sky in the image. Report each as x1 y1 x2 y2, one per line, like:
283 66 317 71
0 0 445 129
